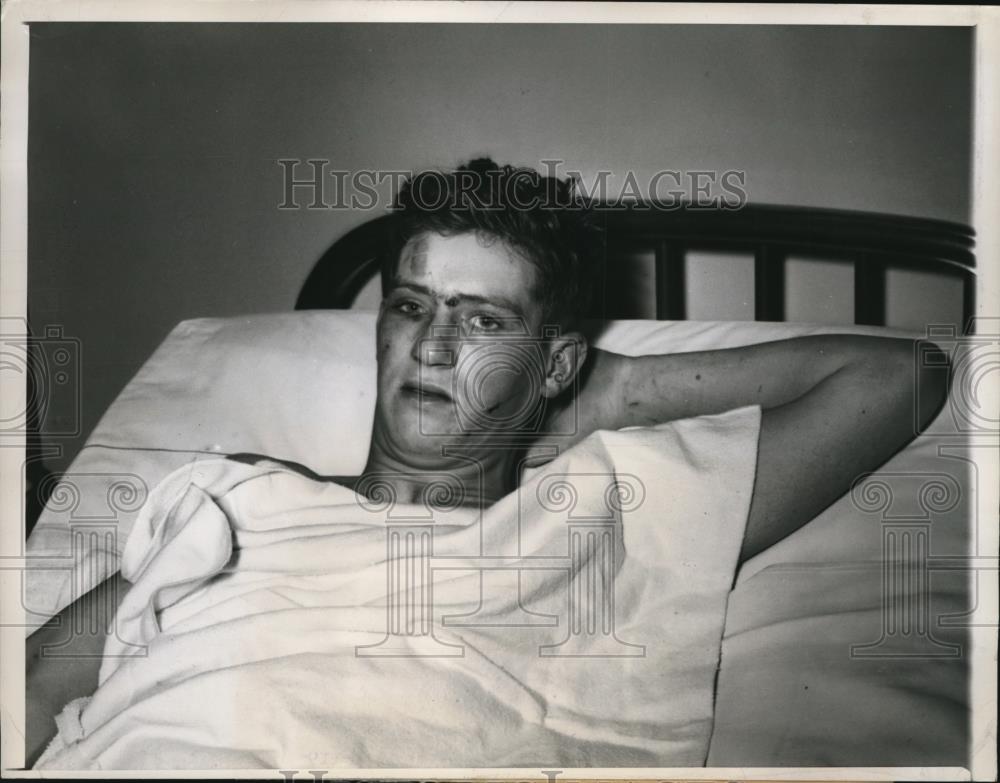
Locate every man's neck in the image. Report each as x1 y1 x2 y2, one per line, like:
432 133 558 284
359 431 528 509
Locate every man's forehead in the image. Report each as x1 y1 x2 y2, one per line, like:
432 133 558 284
393 232 539 307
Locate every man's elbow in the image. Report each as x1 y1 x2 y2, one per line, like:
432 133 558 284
856 337 949 435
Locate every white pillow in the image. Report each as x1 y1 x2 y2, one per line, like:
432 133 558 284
24 311 923 625
81 311 380 476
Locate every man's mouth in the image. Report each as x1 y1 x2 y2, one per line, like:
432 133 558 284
401 381 453 403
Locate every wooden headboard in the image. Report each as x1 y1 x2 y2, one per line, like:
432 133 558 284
296 203 976 327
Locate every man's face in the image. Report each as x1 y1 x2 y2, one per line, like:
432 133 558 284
374 231 554 460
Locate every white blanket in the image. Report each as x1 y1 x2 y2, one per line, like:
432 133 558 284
37 406 760 770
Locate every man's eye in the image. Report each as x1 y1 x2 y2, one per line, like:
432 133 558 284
392 300 423 315
469 315 502 332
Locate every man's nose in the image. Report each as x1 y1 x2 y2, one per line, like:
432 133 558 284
412 320 459 367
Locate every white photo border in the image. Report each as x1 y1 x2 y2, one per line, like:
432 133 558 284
1 2 997 780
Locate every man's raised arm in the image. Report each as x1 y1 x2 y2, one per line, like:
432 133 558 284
568 335 949 561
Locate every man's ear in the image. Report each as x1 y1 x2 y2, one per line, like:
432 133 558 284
542 333 588 398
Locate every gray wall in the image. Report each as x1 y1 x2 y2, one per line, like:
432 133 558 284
28 23 973 471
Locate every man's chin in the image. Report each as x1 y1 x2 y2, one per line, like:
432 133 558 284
383 415 465 454
375 401 539 460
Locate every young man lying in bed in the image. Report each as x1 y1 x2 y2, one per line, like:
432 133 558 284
25 159 949 767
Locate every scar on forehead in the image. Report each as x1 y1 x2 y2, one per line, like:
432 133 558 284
402 235 431 275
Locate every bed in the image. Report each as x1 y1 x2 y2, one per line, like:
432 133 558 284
24 201 977 769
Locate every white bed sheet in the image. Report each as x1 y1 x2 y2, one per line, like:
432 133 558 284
37 407 761 769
